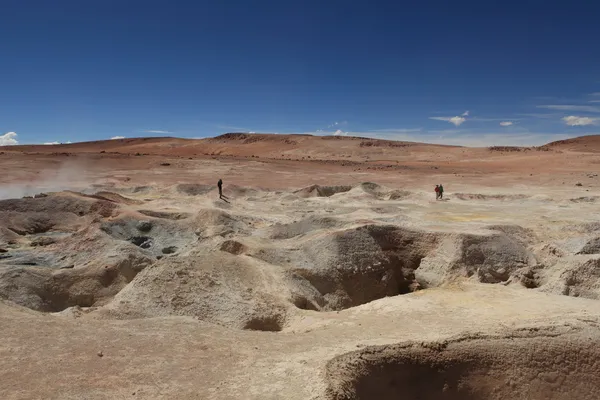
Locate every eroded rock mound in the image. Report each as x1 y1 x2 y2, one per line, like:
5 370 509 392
294 184 353 198
100 252 291 331
0 192 160 311
0 251 153 311
453 233 536 283
542 258 600 299
387 189 412 200
254 225 441 310
193 208 254 238
577 237 600 254
0 193 118 236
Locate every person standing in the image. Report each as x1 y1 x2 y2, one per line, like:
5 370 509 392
217 178 223 199
439 184 444 200
435 185 440 200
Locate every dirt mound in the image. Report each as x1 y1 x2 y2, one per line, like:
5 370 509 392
0 192 117 216
294 184 353 198
352 182 413 201
0 227 20 246
416 229 536 287
176 183 214 196
193 208 253 238
541 258 600 299
326 332 600 400
388 189 412 200
453 233 536 283
100 252 291 330
0 192 119 238
351 182 391 199
576 237 600 254
0 212 73 236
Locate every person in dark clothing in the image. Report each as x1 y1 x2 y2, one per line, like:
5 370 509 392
217 179 223 199
439 184 444 199
435 185 440 200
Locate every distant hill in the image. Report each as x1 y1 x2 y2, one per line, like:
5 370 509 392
543 135 600 152
0 133 461 160
3 133 598 160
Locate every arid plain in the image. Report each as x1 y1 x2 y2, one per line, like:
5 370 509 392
2 133 600 399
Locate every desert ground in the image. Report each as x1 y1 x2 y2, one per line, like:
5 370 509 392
2 133 600 399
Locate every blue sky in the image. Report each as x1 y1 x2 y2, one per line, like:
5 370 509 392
2 0 600 147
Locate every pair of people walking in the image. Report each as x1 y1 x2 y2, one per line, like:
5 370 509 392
435 184 444 200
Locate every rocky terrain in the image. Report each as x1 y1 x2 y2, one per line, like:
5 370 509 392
2 133 600 399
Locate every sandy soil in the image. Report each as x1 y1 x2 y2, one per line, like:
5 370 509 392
1 133 600 399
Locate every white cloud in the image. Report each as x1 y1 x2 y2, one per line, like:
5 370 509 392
589 100 600 103
429 116 467 126
0 132 18 146
42 140 72 145
562 116 599 126
499 121 513 126
462 111 469 116
333 129 347 136
590 92 600 96
538 105 600 113
111 136 126 140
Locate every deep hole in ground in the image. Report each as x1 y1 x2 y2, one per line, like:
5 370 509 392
283 225 437 311
242 315 284 332
161 246 178 254
129 236 153 249
0 254 154 312
326 335 600 400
